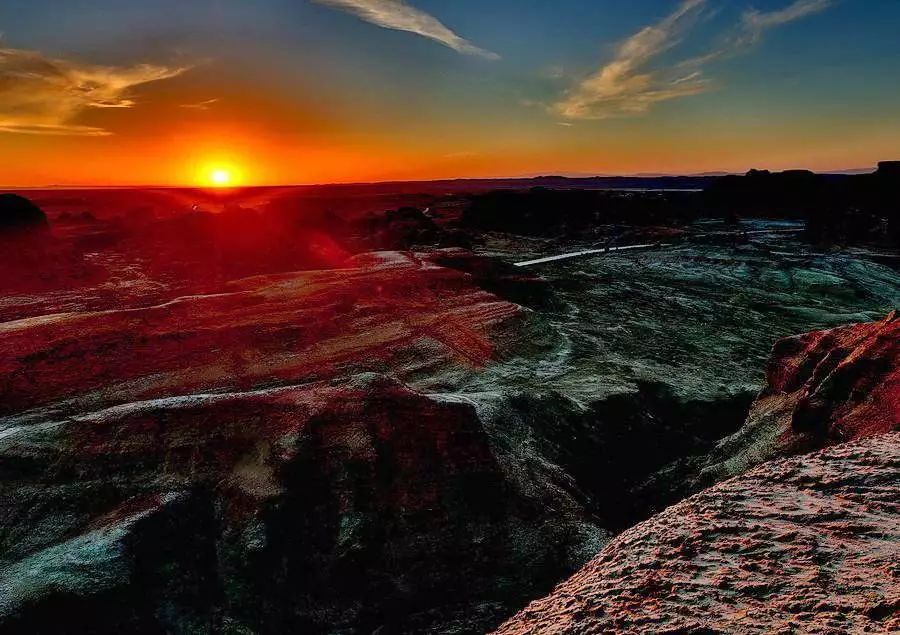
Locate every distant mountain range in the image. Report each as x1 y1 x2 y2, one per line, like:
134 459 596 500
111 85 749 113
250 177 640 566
3 166 886 194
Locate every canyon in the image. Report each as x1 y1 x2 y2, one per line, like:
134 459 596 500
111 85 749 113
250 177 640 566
0 176 898 633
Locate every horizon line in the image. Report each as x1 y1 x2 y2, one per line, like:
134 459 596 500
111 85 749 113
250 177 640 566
0 166 882 191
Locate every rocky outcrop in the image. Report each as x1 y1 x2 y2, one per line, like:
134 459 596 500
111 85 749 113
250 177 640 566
0 251 606 633
877 161 900 178
0 194 48 234
764 311 898 442
700 312 899 484
703 164 900 246
0 375 605 633
495 432 900 635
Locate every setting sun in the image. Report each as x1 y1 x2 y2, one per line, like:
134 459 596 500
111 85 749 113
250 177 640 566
190 156 248 188
209 168 233 187
196 160 246 188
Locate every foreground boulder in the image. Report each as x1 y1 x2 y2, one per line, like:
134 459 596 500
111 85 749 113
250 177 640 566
496 432 900 635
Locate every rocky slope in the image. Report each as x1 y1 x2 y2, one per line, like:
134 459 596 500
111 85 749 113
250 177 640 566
0 249 603 634
496 313 900 634
495 432 900 635
636 312 900 511
700 311 899 484
0 375 604 633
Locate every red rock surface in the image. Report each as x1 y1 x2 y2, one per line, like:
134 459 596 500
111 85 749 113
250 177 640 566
0 247 605 633
0 250 522 415
495 432 900 635
766 310 899 444
699 312 899 484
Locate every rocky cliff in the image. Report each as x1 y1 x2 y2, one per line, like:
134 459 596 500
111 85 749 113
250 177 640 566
496 314 900 634
495 432 900 635
700 312 899 484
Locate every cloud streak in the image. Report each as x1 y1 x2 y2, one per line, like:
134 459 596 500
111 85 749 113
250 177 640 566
311 0 498 59
180 98 219 111
0 46 188 135
740 0 833 45
556 0 834 121
554 0 709 120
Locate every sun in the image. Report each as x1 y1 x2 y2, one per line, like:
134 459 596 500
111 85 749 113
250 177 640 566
192 157 246 188
208 168 233 187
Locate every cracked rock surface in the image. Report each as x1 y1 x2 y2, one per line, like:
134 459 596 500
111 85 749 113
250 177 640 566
496 432 900 635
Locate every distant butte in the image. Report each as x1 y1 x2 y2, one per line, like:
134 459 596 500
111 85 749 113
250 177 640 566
0 194 49 234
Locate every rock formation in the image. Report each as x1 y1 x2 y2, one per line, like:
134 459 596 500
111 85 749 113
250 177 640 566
1 184 898 633
0 251 524 415
498 314 900 634
700 312 899 484
0 250 604 633
495 432 900 635
703 164 900 246
0 194 49 234
0 375 604 633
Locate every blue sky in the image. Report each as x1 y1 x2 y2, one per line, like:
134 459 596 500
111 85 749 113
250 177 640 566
2 1 899 184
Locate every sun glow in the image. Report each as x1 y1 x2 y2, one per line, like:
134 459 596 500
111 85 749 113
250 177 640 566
210 168 232 187
193 157 246 188
180 147 250 188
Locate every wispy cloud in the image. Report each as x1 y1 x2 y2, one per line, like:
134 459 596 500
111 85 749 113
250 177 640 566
311 0 498 59
739 0 833 45
682 0 835 65
180 98 219 111
554 0 709 120
0 45 188 135
555 0 834 120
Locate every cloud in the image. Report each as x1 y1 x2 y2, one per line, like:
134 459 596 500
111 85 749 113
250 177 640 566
0 123 111 136
740 0 833 45
554 0 710 120
180 98 219 111
555 0 834 120
0 46 188 135
311 0 498 59
679 0 834 69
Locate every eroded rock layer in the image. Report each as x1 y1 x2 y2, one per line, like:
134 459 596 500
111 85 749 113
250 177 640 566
0 376 603 633
0 250 523 416
0 251 603 634
496 433 900 635
764 310 899 444
700 312 900 484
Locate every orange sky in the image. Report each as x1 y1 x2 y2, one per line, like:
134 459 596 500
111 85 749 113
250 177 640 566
5 114 898 188
2 0 900 186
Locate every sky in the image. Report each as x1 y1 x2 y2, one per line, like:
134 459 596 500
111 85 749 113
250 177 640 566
1 0 899 186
